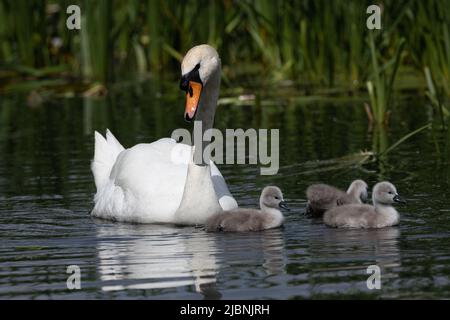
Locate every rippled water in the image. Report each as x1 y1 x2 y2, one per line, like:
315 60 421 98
1 83 450 299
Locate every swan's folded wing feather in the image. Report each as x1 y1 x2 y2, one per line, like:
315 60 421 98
210 162 238 211
106 139 187 222
106 129 125 155
92 131 118 190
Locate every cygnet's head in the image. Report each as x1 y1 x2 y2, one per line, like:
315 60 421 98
347 179 369 202
180 45 221 121
260 186 289 211
372 181 406 205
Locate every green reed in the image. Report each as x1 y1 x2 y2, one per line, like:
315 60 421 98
366 32 405 125
0 0 449 102
410 0 450 97
80 0 112 83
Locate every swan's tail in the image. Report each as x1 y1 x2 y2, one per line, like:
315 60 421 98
91 129 125 191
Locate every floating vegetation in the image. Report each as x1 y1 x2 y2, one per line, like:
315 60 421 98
276 151 376 178
378 123 432 157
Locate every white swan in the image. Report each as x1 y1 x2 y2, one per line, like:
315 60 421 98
91 45 238 224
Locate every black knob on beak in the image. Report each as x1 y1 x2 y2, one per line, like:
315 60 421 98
393 194 406 204
180 75 189 92
279 201 290 211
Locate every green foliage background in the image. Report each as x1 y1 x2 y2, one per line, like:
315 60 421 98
0 0 448 100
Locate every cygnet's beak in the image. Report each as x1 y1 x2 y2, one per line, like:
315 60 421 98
393 194 406 204
361 188 369 202
279 201 290 211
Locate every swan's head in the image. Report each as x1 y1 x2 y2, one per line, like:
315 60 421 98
372 181 406 205
260 186 289 211
180 44 221 121
347 179 368 202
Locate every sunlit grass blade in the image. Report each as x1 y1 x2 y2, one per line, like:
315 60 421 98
379 123 432 157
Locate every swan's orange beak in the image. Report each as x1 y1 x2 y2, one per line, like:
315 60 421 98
184 81 202 121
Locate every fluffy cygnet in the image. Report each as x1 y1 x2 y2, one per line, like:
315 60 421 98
305 179 368 217
323 181 406 229
205 186 288 232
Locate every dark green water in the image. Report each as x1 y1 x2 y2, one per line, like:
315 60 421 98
1 81 450 299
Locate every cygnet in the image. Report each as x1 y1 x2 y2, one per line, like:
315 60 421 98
206 186 288 232
306 179 368 216
323 181 405 229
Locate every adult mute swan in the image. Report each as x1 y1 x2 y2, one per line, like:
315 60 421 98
323 181 406 229
91 44 238 224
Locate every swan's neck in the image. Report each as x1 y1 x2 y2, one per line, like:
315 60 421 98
347 185 362 203
260 200 284 229
193 67 220 163
175 67 222 224
373 200 388 210
196 68 220 133
261 207 284 229
374 202 400 227
175 148 222 225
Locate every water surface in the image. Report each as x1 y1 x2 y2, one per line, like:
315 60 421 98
1 83 449 299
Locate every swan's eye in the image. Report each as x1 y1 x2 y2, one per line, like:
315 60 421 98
388 191 393 194
274 196 279 200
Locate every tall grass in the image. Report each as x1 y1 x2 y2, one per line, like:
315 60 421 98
0 0 12 63
81 0 112 83
366 33 405 125
409 0 450 97
0 0 448 103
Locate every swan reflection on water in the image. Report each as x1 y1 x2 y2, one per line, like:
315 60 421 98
96 223 218 296
95 222 286 298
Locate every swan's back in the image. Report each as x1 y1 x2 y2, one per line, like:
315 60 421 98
306 184 354 216
206 209 266 232
324 181 403 229
91 132 238 224
92 138 188 223
323 204 377 228
112 139 188 208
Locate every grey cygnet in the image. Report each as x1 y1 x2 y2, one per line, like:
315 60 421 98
206 186 288 232
305 179 368 217
323 181 406 229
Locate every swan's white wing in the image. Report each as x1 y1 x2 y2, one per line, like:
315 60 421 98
92 135 237 224
106 138 187 223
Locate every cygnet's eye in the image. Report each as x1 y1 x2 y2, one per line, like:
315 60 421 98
388 191 393 194
274 196 280 200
